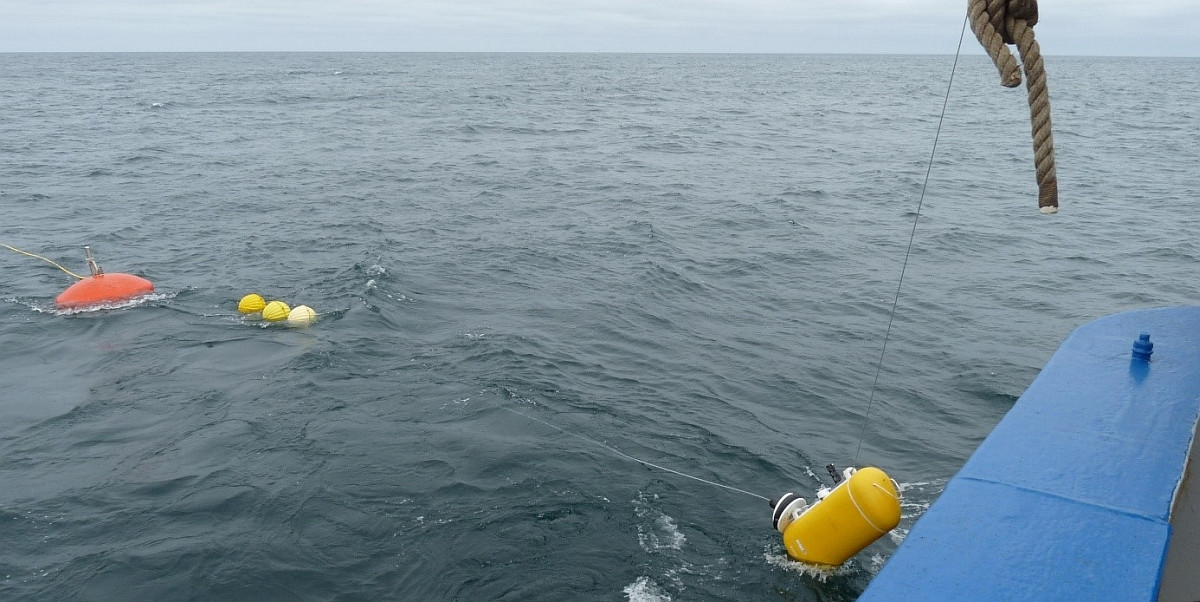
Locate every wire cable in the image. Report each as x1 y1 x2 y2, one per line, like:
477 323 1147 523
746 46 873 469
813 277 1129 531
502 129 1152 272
854 16 969 463
503 406 770 502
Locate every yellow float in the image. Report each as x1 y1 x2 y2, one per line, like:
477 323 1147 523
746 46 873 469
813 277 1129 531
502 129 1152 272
237 293 266 315
771 466 901 566
262 300 291 322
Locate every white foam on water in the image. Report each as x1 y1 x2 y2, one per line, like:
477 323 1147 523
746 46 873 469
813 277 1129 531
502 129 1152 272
46 292 172 316
866 553 887 573
896 479 946 495
895 479 945 517
623 576 671 602
763 546 854 582
634 493 686 552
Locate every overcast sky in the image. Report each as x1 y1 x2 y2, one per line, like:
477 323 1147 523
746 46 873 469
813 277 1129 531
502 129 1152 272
2 0 1197 56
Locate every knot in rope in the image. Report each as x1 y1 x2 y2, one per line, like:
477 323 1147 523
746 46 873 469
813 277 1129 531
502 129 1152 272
1002 0 1039 37
967 0 1058 212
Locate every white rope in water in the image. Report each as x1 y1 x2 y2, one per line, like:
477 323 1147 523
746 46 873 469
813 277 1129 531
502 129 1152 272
502 406 770 502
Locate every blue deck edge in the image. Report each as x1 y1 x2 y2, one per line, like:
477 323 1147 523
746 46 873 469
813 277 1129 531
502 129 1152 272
859 306 1200 601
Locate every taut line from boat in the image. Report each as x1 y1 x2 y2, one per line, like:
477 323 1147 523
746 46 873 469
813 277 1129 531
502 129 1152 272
500 405 770 501
852 15 971 465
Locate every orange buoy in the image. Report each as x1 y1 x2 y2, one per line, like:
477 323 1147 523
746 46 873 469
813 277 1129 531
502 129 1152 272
56 273 155 309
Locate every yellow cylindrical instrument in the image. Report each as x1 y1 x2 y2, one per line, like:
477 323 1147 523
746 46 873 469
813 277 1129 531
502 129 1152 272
775 466 901 566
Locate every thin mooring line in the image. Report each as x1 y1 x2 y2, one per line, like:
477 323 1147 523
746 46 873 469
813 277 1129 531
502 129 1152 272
854 16 970 463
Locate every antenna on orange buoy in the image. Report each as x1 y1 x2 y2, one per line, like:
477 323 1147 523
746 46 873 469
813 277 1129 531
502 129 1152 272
84 245 104 276
55 245 154 309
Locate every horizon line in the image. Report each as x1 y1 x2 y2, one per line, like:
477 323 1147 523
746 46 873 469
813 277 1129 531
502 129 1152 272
1 49 1197 59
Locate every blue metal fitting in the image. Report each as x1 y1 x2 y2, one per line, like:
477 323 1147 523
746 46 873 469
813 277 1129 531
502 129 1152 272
1131 333 1154 361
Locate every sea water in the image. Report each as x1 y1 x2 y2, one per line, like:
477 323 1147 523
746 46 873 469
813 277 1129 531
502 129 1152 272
2 53 1198 601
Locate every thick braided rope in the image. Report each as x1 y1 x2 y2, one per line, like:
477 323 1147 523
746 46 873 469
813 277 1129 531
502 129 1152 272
968 0 1021 87
968 0 1059 212
1010 18 1058 211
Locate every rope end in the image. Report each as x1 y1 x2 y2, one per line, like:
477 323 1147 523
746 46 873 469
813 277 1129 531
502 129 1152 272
1038 180 1058 214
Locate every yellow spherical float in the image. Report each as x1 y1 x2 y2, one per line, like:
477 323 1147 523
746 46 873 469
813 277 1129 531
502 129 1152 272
238 293 266 315
287 305 317 328
262 300 291 322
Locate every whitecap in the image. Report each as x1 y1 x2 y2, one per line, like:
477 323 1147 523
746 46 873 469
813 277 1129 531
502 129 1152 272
633 492 686 552
623 576 671 602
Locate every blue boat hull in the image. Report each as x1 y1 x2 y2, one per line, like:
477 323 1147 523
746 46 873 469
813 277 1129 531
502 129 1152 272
860 306 1200 601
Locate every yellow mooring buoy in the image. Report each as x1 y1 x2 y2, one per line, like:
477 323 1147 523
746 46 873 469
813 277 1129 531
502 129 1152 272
240 294 317 327
262 300 291 322
238 293 266 316
771 466 901 566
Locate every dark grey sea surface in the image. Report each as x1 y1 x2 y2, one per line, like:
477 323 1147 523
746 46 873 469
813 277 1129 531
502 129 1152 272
2 52 1198 601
